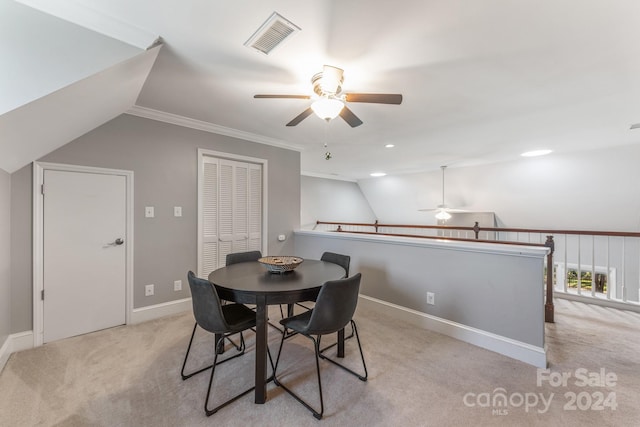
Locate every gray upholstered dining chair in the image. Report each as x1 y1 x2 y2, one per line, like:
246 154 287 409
297 251 350 311
226 250 287 328
181 271 267 416
226 250 262 266
297 251 355 351
273 273 368 420
320 251 350 276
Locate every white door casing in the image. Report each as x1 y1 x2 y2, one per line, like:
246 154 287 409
33 162 134 346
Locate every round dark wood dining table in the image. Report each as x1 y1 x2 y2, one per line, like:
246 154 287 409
208 258 346 404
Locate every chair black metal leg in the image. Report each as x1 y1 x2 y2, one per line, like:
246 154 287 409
273 328 325 419
318 320 368 381
224 333 244 351
186 326 274 416
181 324 247 381
312 337 324 419
204 336 255 416
319 324 355 354
295 301 313 311
181 323 199 380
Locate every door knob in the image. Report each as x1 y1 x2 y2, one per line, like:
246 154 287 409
108 238 124 246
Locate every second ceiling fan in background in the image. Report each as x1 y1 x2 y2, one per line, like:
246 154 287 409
419 166 468 220
254 65 402 127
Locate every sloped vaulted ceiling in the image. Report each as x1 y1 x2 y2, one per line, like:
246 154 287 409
3 1 640 178
0 0 160 173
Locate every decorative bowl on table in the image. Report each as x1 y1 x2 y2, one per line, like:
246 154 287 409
258 256 304 273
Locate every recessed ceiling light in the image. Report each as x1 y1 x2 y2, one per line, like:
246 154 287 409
521 149 552 157
370 172 386 177
385 144 395 148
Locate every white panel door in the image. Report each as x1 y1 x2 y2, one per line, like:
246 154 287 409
43 170 126 343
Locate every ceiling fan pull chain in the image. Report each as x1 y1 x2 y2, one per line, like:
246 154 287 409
324 121 332 160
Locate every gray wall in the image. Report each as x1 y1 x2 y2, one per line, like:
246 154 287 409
10 114 300 333
10 166 31 335
358 144 640 231
0 169 10 343
294 231 545 348
300 175 376 228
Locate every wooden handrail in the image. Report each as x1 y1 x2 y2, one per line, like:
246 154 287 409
328 229 548 247
316 220 640 238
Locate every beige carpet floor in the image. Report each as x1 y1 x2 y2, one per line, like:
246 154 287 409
0 298 638 426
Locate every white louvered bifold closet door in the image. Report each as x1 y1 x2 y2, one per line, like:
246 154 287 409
200 156 262 278
201 158 218 277
248 164 262 251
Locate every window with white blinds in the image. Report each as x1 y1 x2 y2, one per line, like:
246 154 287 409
198 152 265 278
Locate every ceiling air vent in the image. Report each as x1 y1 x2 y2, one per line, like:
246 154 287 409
244 12 300 55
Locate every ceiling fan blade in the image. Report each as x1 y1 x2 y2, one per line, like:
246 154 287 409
339 106 363 127
286 108 314 126
254 94 311 99
344 93 403 104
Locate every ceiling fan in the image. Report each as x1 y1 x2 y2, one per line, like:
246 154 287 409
254 65 402 127
419 166 468 220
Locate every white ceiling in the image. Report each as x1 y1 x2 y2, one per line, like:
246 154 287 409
4 0 640 179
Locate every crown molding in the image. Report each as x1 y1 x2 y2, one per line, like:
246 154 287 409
126 106 304 152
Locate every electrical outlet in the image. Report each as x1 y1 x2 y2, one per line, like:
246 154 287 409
174 280 182 291
145 284 154 296
427 292 435 305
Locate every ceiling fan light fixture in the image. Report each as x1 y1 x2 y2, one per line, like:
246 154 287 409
311 98 344 120
435 209 452 220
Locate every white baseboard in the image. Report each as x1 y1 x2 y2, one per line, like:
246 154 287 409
130 298 192 324
1 299 192 373
4 296 545 372
0 336 10 373
358 295 547 368
0 331 34 373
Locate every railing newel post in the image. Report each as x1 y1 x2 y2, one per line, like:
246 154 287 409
544 235 555 323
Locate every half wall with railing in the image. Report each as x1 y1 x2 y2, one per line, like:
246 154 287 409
314 220 640 316
294 227 549 367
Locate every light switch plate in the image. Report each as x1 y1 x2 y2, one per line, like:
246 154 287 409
145 206 154 218
174 206 182 217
